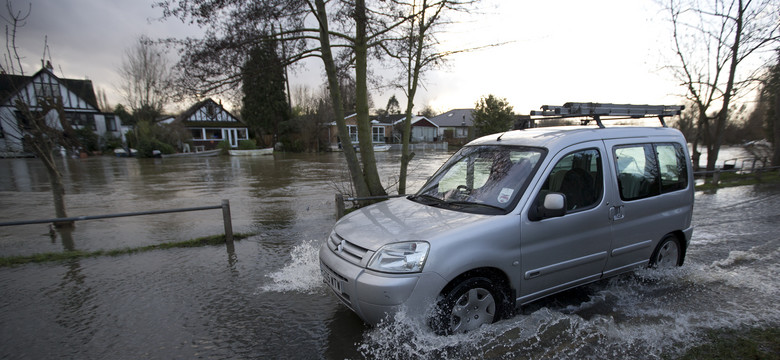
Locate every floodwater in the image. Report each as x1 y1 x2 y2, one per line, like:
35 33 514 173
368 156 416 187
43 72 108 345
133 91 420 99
1 149 778 359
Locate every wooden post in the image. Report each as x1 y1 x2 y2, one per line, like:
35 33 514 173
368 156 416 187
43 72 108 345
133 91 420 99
222 199 234 245
335 193 345 219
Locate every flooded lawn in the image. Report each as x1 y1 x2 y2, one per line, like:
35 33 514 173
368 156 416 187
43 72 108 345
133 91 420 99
0 152 778 359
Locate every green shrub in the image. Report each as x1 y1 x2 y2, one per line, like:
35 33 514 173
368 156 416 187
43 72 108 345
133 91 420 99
74 127 99 152
136 138 175 157
217 140 232 155
101 133 124 152
238 139 257 150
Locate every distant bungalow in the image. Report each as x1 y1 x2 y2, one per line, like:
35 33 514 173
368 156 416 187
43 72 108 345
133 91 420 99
175 98 248 150
324 113 439 151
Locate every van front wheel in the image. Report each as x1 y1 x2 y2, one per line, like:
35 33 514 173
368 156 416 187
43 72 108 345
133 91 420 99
432 277 502 335
650 235 682 268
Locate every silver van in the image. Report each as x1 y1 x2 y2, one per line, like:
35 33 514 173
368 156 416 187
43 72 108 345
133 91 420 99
320 103 694 334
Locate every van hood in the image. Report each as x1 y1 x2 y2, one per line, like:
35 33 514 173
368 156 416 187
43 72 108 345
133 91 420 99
333 197 490 250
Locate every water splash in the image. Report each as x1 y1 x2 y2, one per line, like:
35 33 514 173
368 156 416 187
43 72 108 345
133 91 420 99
258 240 323 294
356 255 780 359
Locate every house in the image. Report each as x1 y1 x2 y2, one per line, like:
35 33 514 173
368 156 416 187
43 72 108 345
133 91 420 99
388 115 439 142
0 66 122 156
177 98 248 150
429 108 474 145
325 113 392 149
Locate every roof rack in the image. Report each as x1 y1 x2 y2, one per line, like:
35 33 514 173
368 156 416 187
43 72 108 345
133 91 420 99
529 102 685 128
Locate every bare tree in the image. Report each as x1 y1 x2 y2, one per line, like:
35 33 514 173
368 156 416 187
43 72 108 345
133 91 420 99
0 2 78 224
157 0 429 198
666 0 779 171
381 0 483 194
117 35 173 122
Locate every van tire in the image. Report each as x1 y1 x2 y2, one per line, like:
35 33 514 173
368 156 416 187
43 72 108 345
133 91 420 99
650 234 682 268
431 277 504 335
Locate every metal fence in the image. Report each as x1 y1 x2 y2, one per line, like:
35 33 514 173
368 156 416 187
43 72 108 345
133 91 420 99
0 199 234 245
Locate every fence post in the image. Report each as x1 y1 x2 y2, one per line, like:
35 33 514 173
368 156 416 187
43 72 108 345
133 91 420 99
222 199 234 245
335 193 345 219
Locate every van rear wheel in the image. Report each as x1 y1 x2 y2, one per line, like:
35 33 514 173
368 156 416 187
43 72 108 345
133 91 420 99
650 235 682 268
432 277 502 335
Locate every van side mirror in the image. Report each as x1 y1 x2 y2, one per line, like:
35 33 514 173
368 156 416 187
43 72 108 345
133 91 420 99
529 192 567 221
540 193 566 218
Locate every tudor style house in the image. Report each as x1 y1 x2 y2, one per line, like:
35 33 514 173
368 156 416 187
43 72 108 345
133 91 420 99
0 66 122 156
177 98 248 150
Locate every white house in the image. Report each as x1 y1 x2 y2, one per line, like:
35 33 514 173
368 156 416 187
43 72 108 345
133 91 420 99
0 66 122 156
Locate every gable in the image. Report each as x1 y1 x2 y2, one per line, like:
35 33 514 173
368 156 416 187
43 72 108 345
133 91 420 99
179 99 244 126
411 117 438 127
0 68 99 111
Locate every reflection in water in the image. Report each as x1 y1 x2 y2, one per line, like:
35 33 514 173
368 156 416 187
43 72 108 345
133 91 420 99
57 226 76 252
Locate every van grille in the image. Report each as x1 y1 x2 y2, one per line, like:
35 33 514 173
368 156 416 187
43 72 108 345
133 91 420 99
329 232 369 266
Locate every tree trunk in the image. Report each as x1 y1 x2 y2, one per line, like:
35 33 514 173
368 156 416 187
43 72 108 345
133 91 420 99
773 90 780 166
399 2 427 195
354 0 386 197
314 0 370 198
40 151 72 227
707 0 744 172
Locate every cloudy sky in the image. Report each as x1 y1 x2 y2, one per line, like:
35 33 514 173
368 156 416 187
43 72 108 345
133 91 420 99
12 0 683 115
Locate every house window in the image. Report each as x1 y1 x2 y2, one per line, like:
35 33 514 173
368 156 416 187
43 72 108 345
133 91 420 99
372 126 385 143
237 128 248 139
191 129 204 140
34 81 60 100
205 103 217 120
348 125 358 142
205 129 222 139
105 115 117 131
66 112 96 130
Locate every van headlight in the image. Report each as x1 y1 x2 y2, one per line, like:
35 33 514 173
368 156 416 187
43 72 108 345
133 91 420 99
367 242 430 273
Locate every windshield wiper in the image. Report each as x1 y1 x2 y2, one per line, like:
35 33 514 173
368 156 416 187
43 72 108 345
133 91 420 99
409 194 448 207
445 201 505 212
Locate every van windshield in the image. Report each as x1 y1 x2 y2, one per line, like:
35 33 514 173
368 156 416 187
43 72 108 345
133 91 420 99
412 145 545 214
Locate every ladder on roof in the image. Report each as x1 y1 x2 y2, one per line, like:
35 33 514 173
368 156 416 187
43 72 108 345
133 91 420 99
529 102 685 128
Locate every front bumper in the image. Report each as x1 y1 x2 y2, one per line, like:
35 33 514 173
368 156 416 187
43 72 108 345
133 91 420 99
319 242 447 325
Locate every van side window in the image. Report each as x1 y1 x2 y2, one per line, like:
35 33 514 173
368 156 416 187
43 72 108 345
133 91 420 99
614 143 687 201
656 143 688 193
539 149 602 211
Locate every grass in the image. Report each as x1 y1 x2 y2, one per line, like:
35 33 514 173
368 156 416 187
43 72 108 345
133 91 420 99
695 169 780 191
674 327 780 360
0 233 251 267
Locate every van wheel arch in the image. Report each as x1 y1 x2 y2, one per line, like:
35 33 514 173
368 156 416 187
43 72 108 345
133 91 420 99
650 233 685 268
431 268 515 334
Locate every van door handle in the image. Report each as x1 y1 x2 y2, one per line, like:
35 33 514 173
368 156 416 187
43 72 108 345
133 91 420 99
610 206 624 221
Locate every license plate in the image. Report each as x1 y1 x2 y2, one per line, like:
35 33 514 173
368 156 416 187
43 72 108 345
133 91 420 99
321 268 342 294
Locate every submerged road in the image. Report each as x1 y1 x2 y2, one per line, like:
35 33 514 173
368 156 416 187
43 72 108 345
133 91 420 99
0 154 778 359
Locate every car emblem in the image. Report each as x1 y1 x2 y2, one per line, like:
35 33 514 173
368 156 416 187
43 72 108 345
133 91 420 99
337 240 345 253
